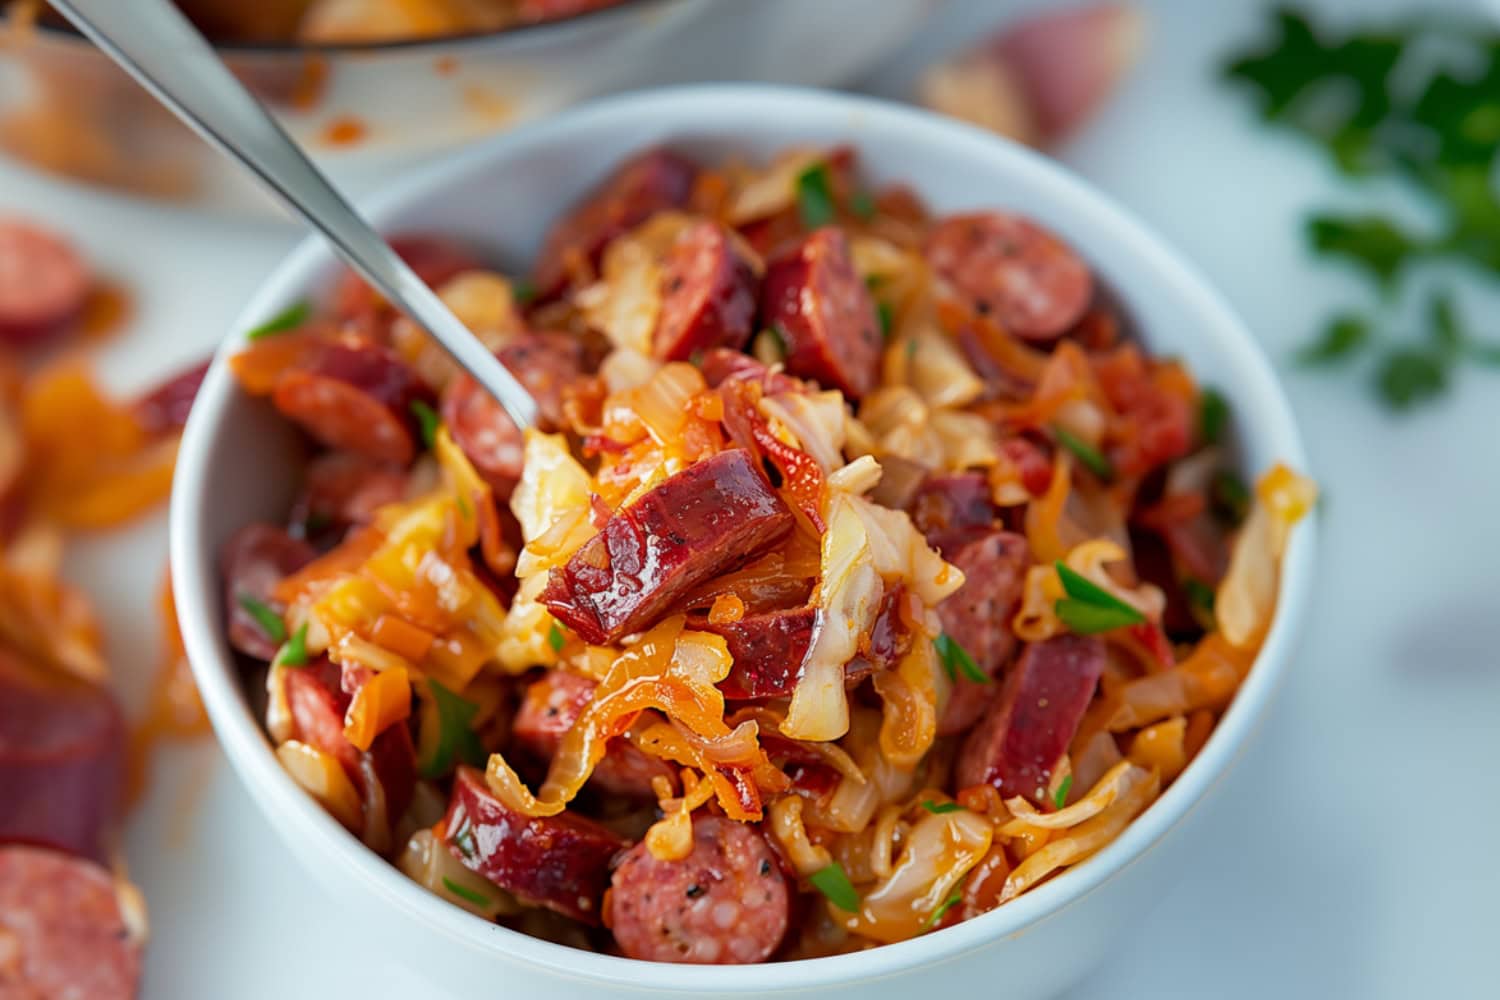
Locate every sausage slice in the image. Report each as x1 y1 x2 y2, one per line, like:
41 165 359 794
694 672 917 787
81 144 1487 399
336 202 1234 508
221 524 316 661
540 449 794 645
935 529 1029 735
271 338 432 465
0 220 91 347
759 227 882 399
653 220 757 361
0 846 141 999
607 815 790 964
926 211 1093 342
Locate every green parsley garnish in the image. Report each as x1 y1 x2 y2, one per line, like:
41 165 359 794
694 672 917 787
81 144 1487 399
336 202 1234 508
547 622 566 652
1052 426 1113 481
410 399 440 449
850 190 877 221
1296 314 1369 366
1211 469 1251 523
452 821 478 861
1053 775 1073 810
762 325 788 360
272 622 309 668
511 278 537 305
808 862 860 913
442 877 490 907
922 890 963 931
795 163 836 230
1307 214 1422 289
876 301 894 340
418 679 488 780
455 493 472 520
1183 578 1217 617
245 301 311 340
934 632 987 684
921 800 964 815
237 593 286 645
1054 562 1146 635
1197 387 1229 446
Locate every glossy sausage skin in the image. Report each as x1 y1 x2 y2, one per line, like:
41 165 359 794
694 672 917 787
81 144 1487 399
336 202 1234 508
607 815 790 963
0 651 124 861
0 220 91 347
909 472 999 552
955 633 1105 802
511 670 675 799
759 227 882 399
541 449 795 644
272 337 433 465
441 332 584 498
532 149 697 298
0 845 141 999
440 765 628 924
926 211 1092 342
935 529 1029 736
283 658 417 829
654 221 757 361
221 523 316 661
703 607 817 700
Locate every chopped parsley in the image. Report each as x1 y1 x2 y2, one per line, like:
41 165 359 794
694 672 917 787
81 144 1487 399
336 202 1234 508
511 278 537 305
876 301 894 340
1197 387 1229 446
237 593 285 645
1052 426 1114 481
1054 562 1146 635
934 632 987 684
547 622 566 652
1053 775 1073 810
1296 314 1369 366
452 821 478 861
1183 578 1217 617
272 622 309 667
922 890 963 931
921 800 965 815
1211 469 1251 523
795 162 836 230
245 301 311 340
442 877 490 907
418 679 487 780
409 399 440 449
850 190 877 221
808 861 860 913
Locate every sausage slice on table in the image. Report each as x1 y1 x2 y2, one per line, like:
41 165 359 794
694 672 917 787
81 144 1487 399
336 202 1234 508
607 815 790 964
0 650 125 860
0 845 142 1000
0 219 91 347
653 220 758 361
541 448 794 645
934 529 1029 735
759 227 882 399
955 633 1106 802
925 211 1093 343
440 766 628 925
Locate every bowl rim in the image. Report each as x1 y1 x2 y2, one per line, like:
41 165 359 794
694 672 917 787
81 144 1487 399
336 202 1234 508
171 83 1318 992
35 0 689 56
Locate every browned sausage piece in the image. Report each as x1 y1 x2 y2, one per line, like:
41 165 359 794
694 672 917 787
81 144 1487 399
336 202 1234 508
759 227 882 399
654 220 757 361
926 211 1093 342
282 658 416 827
0 846 141 999
702 607 817 700
0 220 91 347
607 815 790 964
287 452 409 537
696 347 805 396
221 523 316 661
271 338 432 465
541 449 794 645
512 670 676 799
955 633 1105 802
908 472 999 552
936 529 1029 735
441 332 583 498
0 651 124 860
441 765 628 924
532 149 697 298
132 357 210 437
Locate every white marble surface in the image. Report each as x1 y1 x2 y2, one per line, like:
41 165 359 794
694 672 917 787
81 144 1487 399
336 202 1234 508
2 1 1496 996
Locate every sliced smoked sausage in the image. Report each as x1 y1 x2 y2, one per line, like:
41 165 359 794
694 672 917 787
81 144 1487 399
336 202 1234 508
271 337 432 465
0 219 91 347
541 449 794 644
935 529 1029 735
511 670 675 799
0 650 125 860
654 220 757 361
532 148 697 298
607 815 790 964
132 357 211 437
287 451 409 536
926 211 1092 342
0 845 142 999
909 472 999 552
955 633 1105 802
440 765 627 924
759 227 882 399
221 523 316 661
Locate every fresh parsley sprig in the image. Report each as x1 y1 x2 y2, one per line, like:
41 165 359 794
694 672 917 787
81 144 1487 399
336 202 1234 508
1054 562 1146 635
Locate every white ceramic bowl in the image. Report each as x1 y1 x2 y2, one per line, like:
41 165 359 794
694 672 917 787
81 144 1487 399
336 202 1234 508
170 85 1317 999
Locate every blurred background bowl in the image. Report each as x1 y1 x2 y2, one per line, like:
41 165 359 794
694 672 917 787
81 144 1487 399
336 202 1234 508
0 0 938 213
